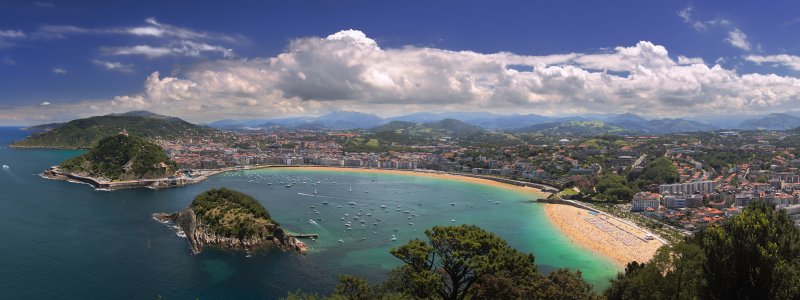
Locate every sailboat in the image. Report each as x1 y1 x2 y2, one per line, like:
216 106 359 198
1 165 8 170
349 186 352 192
314 188 317 195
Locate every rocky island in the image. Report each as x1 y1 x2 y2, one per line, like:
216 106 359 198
43 131 202 190
154 188 308 254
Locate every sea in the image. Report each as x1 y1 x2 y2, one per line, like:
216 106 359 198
0 127 618 299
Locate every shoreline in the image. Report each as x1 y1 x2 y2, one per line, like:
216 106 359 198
543 202 665 267
255 166 555 196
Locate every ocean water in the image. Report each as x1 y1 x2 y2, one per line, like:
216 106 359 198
0 127 618 299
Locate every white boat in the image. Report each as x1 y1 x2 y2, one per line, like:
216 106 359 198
308 219 317 225
1 165 8 170
349 186 352 192
338 239 344 243
391 235 397 241
314 188 317 195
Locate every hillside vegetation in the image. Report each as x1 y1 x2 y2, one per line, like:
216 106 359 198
59 134 177 181
190 188 276 239
369 119 518 146
12 112 212 148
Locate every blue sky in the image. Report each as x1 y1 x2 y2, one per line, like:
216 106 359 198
2 0 800 125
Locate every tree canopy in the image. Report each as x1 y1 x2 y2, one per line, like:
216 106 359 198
59 134 177 181
285 225 598 300
604 202 800 299
190 188 275 239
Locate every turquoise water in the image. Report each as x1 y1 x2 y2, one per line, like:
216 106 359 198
0 127 618 298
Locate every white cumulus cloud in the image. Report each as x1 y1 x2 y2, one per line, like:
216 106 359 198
4 30 800 125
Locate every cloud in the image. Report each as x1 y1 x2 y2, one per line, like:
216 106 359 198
92 60 134 72
34 1 54 8
51 68 68 74
0 29 26 49
0 30 25 38
2 57 15 66
677 5 731 31
40 101 50 106
4 30 800 125
677 56 705 65
745 54 800 71
726 28 751 51
105 40 233 58
36 18 237 59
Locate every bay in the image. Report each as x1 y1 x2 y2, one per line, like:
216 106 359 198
0 127 618 299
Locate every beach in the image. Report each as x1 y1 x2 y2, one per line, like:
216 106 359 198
544 203 664 266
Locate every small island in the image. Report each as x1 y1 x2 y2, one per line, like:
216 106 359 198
43 131 204 189
153 188 309 254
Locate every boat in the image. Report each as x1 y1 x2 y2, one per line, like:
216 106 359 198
391 235 397 241
349 186 352 192
1 165 8 170
308 219 317 225
644 234 655 240
380 205 387 209
314 188 317 195
338 239 344 243
348 201 356 206
322 201 329 205
450 203 455 206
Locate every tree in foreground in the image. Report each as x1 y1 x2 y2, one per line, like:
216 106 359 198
604 201 800 299
285 224 597 300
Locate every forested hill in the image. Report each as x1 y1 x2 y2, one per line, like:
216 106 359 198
58 134 178 181
11 112 213 149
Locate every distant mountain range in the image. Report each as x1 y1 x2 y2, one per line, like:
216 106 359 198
210 110 800 134
13 111 213 149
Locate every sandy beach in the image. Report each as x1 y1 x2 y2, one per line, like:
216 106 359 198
544 203 664 266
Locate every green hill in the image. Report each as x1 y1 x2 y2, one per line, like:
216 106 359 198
190 188 277 239
12 111 213 148
517 120 631 136
58 134 178 181
370 118 517 146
